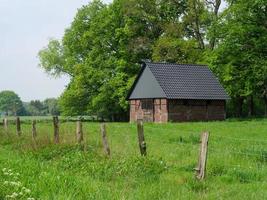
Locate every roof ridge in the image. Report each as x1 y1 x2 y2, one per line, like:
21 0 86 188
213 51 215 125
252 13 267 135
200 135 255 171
145 62 208 67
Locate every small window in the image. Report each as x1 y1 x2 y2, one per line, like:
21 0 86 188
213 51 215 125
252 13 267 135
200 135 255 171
141 99 153 110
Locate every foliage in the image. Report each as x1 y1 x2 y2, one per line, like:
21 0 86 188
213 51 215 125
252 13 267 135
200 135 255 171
38 0 216 120
0 91 24 116
38 0 267 119
208 0 267 116
24 98 60 116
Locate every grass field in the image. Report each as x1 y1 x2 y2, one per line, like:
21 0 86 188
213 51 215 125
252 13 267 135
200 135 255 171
0 119 267 199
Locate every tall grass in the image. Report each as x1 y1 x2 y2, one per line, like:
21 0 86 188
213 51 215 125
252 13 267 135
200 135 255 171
0 119 267 199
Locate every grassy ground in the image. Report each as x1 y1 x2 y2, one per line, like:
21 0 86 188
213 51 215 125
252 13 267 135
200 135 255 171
0 119 267 200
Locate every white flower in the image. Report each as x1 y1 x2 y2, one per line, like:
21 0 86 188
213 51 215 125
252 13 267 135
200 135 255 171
25 189 31 193
11 192 18 198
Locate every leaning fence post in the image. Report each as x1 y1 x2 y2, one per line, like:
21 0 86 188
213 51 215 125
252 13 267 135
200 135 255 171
100 123 111 156
137 119 146 156
76 119 83 144
16 117 21 136
32 120 37 140
195 131 209 180
53 116 59 144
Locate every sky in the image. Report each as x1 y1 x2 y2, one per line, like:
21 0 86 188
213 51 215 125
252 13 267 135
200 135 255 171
0 0 112 102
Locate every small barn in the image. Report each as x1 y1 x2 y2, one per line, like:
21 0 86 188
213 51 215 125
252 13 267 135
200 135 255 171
127 62 229 123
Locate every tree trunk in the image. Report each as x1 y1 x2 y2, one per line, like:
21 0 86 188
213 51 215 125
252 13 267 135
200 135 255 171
248 95 254 117
236 97 244 117
264 97 267 117
193 0 205 49
206 0 221 49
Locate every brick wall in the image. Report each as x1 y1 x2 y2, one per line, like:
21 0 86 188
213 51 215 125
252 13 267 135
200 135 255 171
154 99 168 123
130 99 168 123
130 99 226 123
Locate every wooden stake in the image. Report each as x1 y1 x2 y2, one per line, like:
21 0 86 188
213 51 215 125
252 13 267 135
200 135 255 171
53 116 59 144
16 117 21 136
195 132 209 180
76 120 83 144
137 119 146 156
32 120 37 140
100 123 111 156
4 118 8 132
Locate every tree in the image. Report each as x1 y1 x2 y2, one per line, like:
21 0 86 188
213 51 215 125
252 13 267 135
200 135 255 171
0 91 24 116
37 0 220 120
209 0 267 117
43 98 60 115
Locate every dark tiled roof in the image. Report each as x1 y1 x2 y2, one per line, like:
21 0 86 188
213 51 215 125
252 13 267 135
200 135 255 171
145 62 229 100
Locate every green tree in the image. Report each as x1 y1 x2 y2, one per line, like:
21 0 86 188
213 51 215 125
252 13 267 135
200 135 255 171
0 91 24 116
209 0 267 116
38 0 220 120
43 98 60 115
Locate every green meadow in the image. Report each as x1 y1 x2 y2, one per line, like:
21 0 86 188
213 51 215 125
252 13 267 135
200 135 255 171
0 119 267 200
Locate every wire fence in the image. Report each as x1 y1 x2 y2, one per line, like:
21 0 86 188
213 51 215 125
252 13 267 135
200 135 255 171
1 117 267 180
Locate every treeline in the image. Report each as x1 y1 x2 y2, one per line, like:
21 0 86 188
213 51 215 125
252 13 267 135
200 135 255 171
0 90 60 116
38 0 267 120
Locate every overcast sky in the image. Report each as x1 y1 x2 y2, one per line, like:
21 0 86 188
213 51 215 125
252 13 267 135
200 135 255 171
0 0 111 102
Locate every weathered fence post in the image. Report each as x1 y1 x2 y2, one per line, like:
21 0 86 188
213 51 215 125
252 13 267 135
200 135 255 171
137 119 146 156
53 116 59 144
76 120 83 144
32 120 37 140
4 118 8 132
195 132 209 180
100 123 111 156
16 117 21 136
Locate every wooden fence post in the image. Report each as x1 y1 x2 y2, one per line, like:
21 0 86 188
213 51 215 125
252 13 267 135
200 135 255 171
4 118 8 132
137 119 146 156
76 120 83 144
16 117 21 136
32 120 37 140
100 123 111 156
53 116 59 144
195 132 209 180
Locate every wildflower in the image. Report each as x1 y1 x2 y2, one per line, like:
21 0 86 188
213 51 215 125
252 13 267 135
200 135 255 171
11 192 18 198
25 189 31 193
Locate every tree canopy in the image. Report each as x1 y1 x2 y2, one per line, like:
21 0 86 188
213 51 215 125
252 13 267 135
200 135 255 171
0 91 24 116
38 0 267 119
